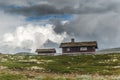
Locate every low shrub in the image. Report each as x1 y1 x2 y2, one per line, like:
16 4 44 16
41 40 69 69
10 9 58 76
0 73 26 80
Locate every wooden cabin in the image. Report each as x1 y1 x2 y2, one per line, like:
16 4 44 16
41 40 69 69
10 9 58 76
60 38 98 54
35 48 56 56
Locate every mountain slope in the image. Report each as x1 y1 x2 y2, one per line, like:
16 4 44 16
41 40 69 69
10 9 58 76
98 47 120 53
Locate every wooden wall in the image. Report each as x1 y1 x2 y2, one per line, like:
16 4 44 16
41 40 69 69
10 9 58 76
62 46 96 53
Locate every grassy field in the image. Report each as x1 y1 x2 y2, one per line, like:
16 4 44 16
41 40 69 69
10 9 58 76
0 53 120 80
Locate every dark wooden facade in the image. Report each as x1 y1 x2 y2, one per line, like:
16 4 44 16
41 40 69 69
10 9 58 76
35 48 56 55
62 47 96 53
60 39 98 53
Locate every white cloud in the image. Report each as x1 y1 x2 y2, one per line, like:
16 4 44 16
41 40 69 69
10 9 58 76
0 11 26 37
1 24 67 53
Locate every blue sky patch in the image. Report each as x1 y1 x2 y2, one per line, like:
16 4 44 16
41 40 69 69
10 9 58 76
26 14 73 21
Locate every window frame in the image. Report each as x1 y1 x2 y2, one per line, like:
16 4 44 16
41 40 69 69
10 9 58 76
80 47 87 51
66 48 70 52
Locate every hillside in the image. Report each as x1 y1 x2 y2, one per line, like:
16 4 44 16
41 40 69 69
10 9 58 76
98 47 120 53
0 53 120 80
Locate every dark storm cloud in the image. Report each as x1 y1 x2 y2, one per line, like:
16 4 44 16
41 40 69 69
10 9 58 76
50 19 66 33
3 4 78 16
5 4 61 16
53 12 120 49
1 0 120 16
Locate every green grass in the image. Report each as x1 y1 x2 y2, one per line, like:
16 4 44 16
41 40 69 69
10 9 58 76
1 53 120 79
0 73 26 80
0 53 120 75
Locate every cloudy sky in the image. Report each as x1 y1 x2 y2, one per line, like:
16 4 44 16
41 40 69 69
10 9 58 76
0 0 120 53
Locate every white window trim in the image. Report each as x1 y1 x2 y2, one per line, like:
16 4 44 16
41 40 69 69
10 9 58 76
67 48 70 51
80 47 87 51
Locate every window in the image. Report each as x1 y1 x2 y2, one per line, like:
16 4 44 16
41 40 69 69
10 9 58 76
67 48 70 51
80 47 87 51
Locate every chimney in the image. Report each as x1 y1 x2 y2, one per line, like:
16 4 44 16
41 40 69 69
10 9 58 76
71 38 75 43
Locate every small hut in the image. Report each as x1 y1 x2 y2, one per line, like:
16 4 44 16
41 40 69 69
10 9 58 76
35 48 56 56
